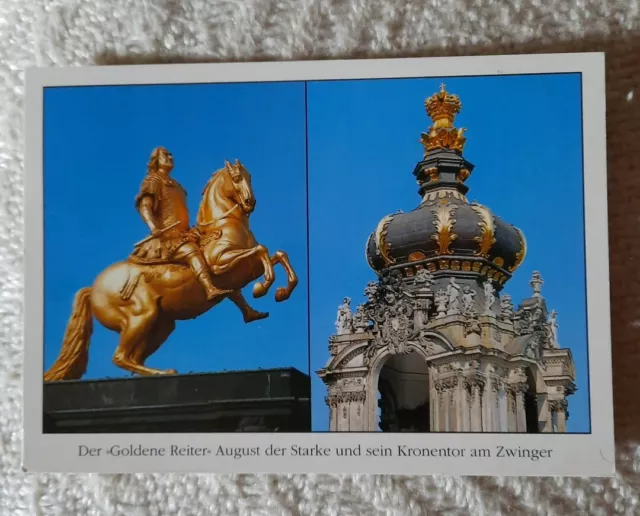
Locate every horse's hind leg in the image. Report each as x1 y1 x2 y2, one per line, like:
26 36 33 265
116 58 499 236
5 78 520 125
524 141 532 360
270 250 299 302
132 318 176 368
113 314 176 376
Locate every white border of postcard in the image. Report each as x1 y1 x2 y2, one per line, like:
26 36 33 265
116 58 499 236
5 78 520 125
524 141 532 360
23 52 614 476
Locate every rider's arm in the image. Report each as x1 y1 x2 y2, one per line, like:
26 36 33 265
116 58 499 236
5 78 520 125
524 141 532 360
138 196 160 235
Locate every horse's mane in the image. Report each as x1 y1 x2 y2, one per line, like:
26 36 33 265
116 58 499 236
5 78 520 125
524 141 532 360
201 168 225 196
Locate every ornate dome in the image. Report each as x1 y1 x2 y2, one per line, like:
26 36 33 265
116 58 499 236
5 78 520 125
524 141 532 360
366 84 526 287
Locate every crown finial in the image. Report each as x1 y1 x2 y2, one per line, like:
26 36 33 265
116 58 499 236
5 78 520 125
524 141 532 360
420 84 467 156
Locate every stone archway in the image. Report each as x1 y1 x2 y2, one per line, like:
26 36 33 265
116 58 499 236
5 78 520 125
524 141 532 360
363 332 454 432
524 367 540 433
377 350 432 432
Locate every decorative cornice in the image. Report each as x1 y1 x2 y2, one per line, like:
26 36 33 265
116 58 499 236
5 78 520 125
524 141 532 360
325 390 367 407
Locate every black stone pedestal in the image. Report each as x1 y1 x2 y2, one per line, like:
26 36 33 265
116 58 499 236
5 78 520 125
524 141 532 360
43 368 311 433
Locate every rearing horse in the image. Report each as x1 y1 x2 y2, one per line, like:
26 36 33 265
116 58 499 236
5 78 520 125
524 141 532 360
43 160 298 381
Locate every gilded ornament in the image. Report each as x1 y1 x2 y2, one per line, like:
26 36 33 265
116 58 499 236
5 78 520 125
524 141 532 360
461 261 472 271
427 262 437 272
508 227 527 272
427 167 439 182
408 251 426 262
471 203 496 258
451 260 461 271
374 214 396 266
430 202 458 255
493 256 505 267
420 84 467 155
472 262 481 272
458 168 471 182
44 149 298 382
439 259 450 269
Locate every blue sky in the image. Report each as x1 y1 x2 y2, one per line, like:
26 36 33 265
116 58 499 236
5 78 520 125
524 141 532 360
43 82 309 379
44 73 589 434
307 73 589 432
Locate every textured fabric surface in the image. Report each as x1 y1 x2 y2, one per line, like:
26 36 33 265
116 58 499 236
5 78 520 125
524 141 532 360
2 1 640 514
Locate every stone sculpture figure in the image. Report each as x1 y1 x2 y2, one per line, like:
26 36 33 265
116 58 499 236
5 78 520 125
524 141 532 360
483 280 496 315
548 310 559 348
446 278 461 315
461 286 476 314
44 147 298 381
336 297 354 335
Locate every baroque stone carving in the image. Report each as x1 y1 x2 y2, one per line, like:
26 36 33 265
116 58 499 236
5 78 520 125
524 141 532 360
414 268 434 289
435 288 448 318
524 333 544 362
353 304 369 333
360 270 434 365
500 294 514 321
464 313 481 337
530 271 543 297
325 390 367 407
548 399 568 413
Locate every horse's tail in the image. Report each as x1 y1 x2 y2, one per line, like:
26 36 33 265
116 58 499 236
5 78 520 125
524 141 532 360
44 287 94 382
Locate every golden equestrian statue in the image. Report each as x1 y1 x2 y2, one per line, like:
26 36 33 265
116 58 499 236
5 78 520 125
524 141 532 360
44 147 298 381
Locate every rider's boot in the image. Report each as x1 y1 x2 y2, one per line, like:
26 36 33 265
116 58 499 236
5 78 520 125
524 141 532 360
188 253 221 301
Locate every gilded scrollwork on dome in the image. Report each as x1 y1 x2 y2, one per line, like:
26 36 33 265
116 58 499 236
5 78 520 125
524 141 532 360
508 227 527 272
430 201 458 255
471 203 496 258
374 214 396 266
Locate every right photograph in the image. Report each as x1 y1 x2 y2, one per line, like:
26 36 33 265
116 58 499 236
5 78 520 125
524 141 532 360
308 74 588 433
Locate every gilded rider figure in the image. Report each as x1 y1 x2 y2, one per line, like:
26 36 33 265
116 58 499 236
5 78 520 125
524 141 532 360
131 146 219 300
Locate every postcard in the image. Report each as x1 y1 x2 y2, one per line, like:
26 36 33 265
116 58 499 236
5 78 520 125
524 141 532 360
22 52 614 476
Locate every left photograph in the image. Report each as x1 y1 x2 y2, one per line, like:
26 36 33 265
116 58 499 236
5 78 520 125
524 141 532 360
42 81 310 433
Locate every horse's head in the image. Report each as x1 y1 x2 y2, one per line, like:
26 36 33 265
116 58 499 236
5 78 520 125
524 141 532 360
221 159 256 215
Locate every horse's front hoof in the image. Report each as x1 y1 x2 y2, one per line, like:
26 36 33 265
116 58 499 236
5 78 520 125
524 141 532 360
244 311 269 323
253 282 268 298
275 287 291 302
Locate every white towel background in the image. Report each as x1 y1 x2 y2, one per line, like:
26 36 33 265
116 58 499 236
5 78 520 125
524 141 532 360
2 1 640 514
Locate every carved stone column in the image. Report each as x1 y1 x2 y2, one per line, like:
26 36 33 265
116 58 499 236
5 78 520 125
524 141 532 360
506 385 517 432
548 399 568 433
514 383 528 432
461 379 472 432
539 396 552 432
470 377 484 432
481 376 492 431
348 391 367 431
325 394 339 431
491 378 501 431
430 370 440 432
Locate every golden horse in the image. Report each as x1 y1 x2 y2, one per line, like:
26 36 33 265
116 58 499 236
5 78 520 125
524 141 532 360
43 161 298 381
